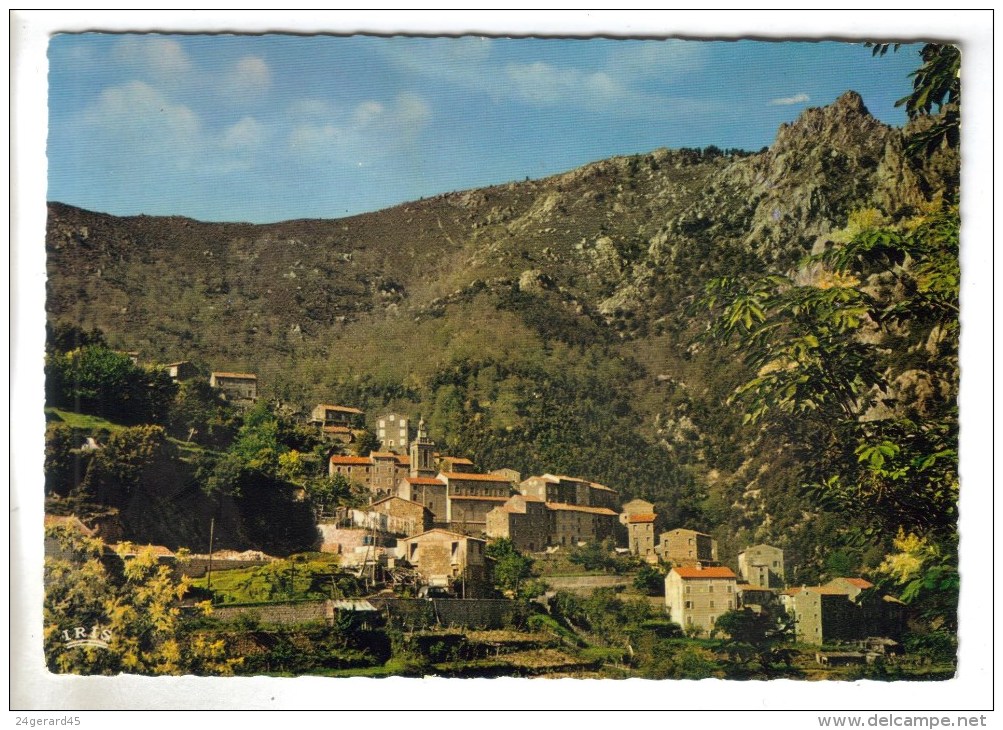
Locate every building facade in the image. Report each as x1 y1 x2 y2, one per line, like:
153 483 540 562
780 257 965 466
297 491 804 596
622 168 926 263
665 566 738 634
485 494 550 553
397 528 488 588
738 544 786 588
657 528 719 566
210 372 258 404
376 413 410 453
625 514 657 561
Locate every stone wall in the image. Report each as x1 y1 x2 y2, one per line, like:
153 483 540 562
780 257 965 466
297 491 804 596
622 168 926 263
178 558 271 578
212 600 331 626
375 598 522 629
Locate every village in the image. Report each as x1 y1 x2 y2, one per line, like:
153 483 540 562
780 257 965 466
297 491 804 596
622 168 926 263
44 363 909 667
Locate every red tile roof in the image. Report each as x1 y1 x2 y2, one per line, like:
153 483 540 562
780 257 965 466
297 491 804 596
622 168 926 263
672 566 737 580
403 476 444 485
370 451 399 459
316 404 364 414
329 455 372 466
837 577 874 589
805 586 854 596
440 456 474 464
589 481 617 493
627 514 656 524
545 502 618 516
440 472 514 483
212 371 257 379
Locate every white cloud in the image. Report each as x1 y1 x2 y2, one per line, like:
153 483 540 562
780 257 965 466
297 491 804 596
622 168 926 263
222 116 266 152
769 92 810 106
225 56 272 95
504 62 629 108
287 92 430 163
83 80 199 152
606 40 707 81
113 36 192 78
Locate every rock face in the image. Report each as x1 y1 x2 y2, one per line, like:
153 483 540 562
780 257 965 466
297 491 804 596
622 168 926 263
45 91 955 377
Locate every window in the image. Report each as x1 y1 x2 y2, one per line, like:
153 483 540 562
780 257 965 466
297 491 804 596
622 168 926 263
708 585 714 593
685 585 691 594
709 601 715 609
727 585 733 593
684 601 692 609
728 600 733 609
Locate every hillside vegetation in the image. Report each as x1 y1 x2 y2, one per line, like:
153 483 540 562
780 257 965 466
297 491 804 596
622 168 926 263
46 70 959 590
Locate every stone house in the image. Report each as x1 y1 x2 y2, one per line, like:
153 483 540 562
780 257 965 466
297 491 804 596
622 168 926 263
369 495 432 537
376 412 410 453
437 455 476 473
788 578 904 645
519 473 619 511
738 544 786 588
440 472 515 535
397 528 488 588
329 454 374 485
485 494 550 553
370 452 405 498
546 502 618 547
620 498 655 525
625 513 657 562
163 360 197 381
489 468 522 483
789 586 861 644
329 452 410 497
209 371 258 404
737 584 780 615
311 404 364 429
665 565 738 634
657 528 719 566
398 476 448 525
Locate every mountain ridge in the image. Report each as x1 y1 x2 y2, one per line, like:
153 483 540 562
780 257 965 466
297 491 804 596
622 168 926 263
44 90 958 569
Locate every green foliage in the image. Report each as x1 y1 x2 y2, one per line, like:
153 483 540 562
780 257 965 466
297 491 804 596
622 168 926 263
632 563 666 596
869 43 960 155
74 425 170 508
713 608 793 669
44 525 240 675
568 539 636 574
46 322 108 354
485 538 538 598
351 428 381 457
166 379 240 449
46 345 178 425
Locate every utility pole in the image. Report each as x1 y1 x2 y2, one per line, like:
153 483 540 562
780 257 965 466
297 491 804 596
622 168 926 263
207 517 215 601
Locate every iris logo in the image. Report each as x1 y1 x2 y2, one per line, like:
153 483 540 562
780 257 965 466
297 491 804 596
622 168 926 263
61 626 113 649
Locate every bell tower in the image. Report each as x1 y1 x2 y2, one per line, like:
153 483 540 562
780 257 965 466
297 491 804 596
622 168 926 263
410 417 436 478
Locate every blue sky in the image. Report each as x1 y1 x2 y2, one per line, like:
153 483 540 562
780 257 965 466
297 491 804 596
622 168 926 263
48 35 924 224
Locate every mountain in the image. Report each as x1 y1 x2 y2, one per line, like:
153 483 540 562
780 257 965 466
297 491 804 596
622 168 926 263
45 92 958 570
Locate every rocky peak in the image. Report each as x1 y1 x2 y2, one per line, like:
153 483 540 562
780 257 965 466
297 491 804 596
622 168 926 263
772 90 887 157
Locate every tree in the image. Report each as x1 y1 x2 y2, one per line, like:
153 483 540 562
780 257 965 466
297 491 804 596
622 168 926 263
44 525 240 675
714 608 793 670
702 45 960 642
45 345 178 425
869 43 960 154
351 428 380 457
485 538 537 598
632 563 666 596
